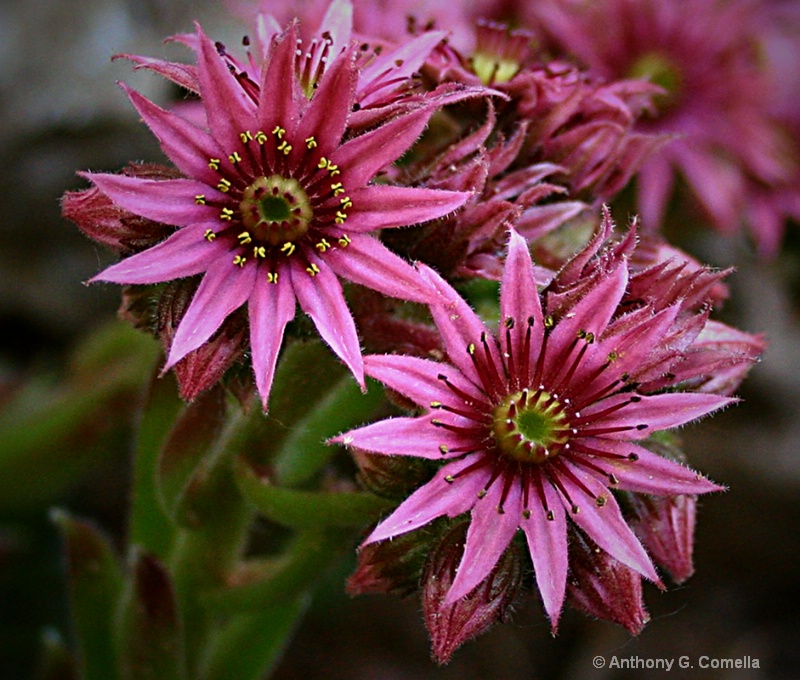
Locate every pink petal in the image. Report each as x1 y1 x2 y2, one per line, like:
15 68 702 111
257 25 302 147
357 31 446 107
196 25 258 153
363 354 486 410
499 229 545 388
123 85 223 186
332 412 475 459
293 45 357 162
91 223 219 285
573 437 724 495
290 255 364 388
249 263 297 410
579 392 737 439
637 156 674 229
342 184 472 232
553 460 659 583
520 473 568 629
165 257 257 369
82 173 220 227
446 480 523 603
418 264 500 389
544 264 629 384
365 456 489 543
332 105 432 189
323 234 436 304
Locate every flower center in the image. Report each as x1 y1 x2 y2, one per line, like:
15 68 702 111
627 52 683 115
239 175 314 246
492 389 570 464
471 21 531 85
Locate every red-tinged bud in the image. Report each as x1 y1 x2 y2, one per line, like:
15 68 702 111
62 164 178 255
351 449 434 501
347 527 436 598
157 280 248 402
567 532 650 635
629 493 697 584
422 522 523 664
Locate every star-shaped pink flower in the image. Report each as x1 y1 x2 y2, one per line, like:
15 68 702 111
335 227 732 630
83 24 470 408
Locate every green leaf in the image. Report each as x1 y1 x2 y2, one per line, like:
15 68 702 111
115 549 185 680
156 386 228 525
200 596 309 680
51 510 123 680
203 529 350 615
273 376 386 488
235 457 391 529
128 371 184 559
0 322 159 511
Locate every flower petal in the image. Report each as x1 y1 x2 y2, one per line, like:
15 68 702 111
418 264 500 390
249 262 297 410
323 234 436 304
290 255 364 388
365 456 489 543
553 460 659 583
363 354 486 410
544 263 629 384
342 184 471 232
446 479 522 603
122 84 223 185
257 25 302 145
332 412 475 459
572 437 724 495
579 392 737 439
294 45 357 162
82 173 220 227
332 105 432 189
520 472 568 630
499 228 545 388
91 224 219 285
196 25 258 152
165 257 257 369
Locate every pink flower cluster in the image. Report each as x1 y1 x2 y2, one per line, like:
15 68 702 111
62 0 776 663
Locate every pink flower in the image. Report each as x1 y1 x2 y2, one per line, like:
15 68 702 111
335 223 735 631
78 24 470 409
525 0 800 255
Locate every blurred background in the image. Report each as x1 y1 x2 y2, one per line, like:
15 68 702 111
1 0 799 678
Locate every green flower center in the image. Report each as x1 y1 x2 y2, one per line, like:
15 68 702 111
492 389 570 464
240 175 314 246
627 52 683 115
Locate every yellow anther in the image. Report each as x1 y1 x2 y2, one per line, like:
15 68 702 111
204 229 216 241
318 157 330 170
272 125 286 138
194 194 206 205
330 182 345 196
208 158 221 170
337 234 351 247
233 255 247 267
221 208 234 221
328 163 340 176
306 263 320 276
305 136 317 149
267 272 279 284
228 151 242 164
239 130 254 143
278 140 292 155
339 196 353 209
255 131 268 145
238 231 252 244
217 178 232 192
334 210 348 224
280 242 296 256
253 246 266 258
315 239 331 252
